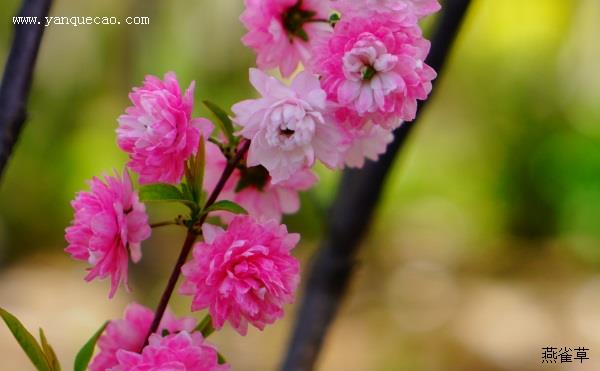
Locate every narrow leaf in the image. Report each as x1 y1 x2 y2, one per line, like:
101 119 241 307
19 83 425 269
73 321 108 371
184 159 194 187
181 183 194 204
139 184 196 209
202 100 235 144
218 352 227 365
204 200 248 215
139 183 185 202
195 137 207 206
39 328 61 371
0 307 51 371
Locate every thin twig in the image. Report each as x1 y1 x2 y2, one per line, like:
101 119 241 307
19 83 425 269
0 0 53 180
279 1 472 370
142 139 251 348
150 221 176 228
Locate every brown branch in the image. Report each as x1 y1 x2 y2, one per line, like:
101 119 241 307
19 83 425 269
142 139 251 348
279 1 473 370
0 0 53 180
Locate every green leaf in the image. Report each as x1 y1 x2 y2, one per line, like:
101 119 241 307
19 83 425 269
0 307 51 371
202 100 236 144
139 183 185 202
194 136 206 205
139 184 196 209
73 321 108 371
184 159 195 188
39 328 61 371
181 183 194 204
204 200 248 215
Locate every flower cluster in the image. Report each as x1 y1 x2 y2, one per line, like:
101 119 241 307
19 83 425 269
90 303 198 371
239 0 439 172
112 332 229 371
59 1 440 369
66 72 302 369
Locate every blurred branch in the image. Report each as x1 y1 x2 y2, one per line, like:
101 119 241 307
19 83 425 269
279 1 472 370
0 0 52 180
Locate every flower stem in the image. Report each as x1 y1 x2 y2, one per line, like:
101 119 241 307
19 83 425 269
141 139 251 349
150 215 186 229
142 228 198 348
194 314 215 338
150 221 176 228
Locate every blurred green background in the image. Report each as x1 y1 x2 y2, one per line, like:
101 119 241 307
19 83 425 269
1 0 600 370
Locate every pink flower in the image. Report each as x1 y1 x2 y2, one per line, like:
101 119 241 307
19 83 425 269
117 72 213 185
232 68 342 183
338 121 395 168
314 13 437 128
65 169 151 298
402 0 442 17
333 0 441 20
234 168 317 221
240 0 332 77
203 141 318 222
180 216 301 335
112 331 229 371
90 303 197 371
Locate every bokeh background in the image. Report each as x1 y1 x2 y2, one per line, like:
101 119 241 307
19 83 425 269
1 0 600 370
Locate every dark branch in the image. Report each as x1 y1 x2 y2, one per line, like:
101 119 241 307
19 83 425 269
280 1 472 370
0 0 52 180
142 140 251 348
